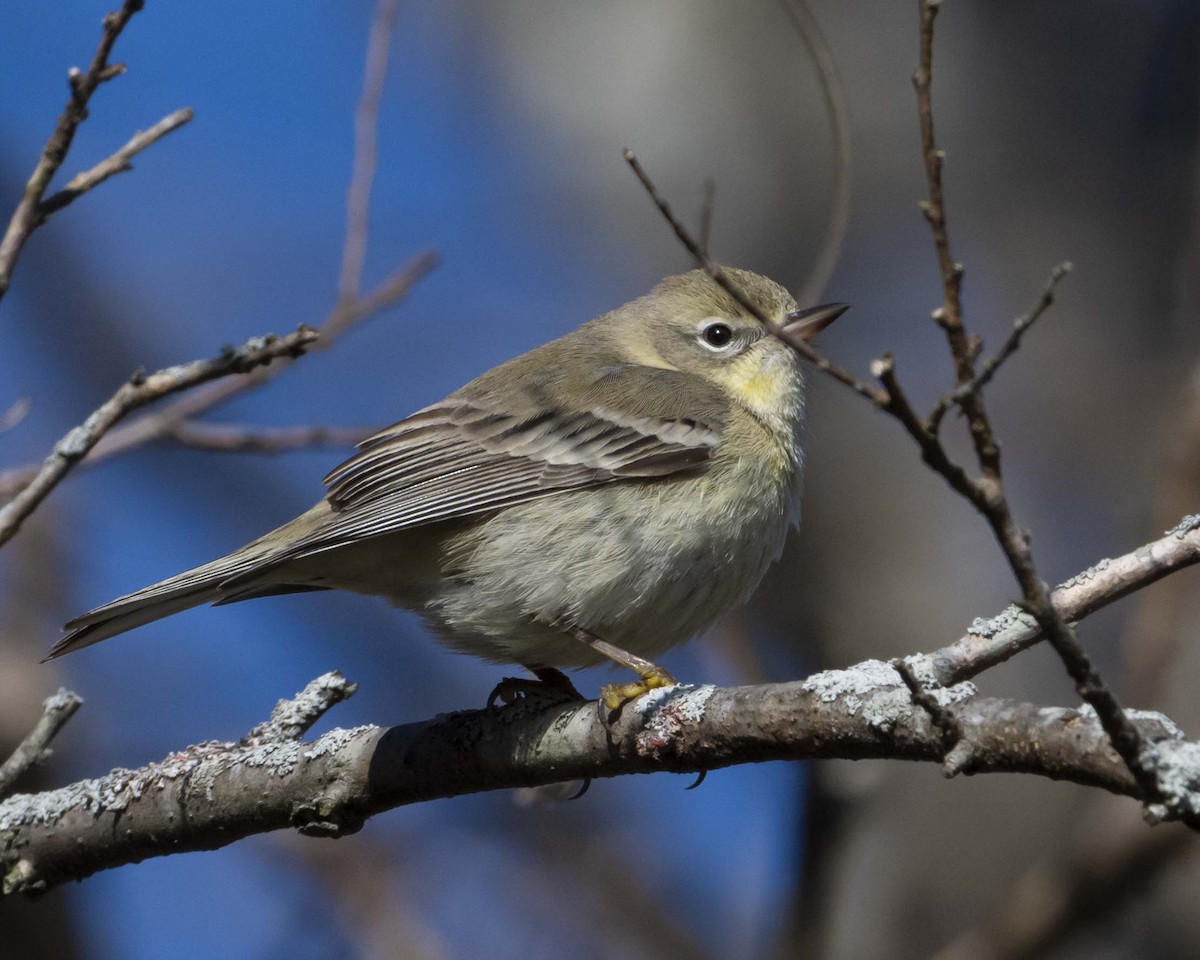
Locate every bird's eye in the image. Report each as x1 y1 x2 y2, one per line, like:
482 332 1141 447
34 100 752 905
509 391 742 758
700 322 734 350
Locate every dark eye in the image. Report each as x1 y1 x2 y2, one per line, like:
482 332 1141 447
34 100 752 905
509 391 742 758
701 322 734 349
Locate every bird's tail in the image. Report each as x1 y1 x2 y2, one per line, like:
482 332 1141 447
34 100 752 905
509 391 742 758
47 550 268 661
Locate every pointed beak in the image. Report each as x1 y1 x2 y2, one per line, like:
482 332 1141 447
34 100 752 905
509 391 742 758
781 302 850 343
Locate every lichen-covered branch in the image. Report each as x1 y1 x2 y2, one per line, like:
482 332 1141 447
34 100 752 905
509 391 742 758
0 326 319 549
1 663 1192 897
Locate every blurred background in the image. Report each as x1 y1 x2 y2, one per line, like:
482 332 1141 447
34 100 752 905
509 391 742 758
1 1 1198 958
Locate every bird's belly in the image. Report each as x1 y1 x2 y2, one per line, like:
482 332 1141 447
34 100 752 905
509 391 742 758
418 470 792 668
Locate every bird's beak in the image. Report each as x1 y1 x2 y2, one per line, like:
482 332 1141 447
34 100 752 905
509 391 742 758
781 302 850 343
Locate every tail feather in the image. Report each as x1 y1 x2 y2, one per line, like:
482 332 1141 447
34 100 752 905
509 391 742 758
47 553 263 660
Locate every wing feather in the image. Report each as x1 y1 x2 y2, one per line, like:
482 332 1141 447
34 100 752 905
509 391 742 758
264 364 727 564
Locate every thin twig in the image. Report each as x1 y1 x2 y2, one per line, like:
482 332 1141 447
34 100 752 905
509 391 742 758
0 327 320 549
906 0 1162 809
0 251 436 503
913 0 1000 477
0 690 83 799
623 148 886 407
37 107 194 222
778 0 853 304
339 0 402 304
0 0 147 303
928 261 1073 432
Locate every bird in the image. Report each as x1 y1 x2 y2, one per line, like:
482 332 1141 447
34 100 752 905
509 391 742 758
50 269 846 712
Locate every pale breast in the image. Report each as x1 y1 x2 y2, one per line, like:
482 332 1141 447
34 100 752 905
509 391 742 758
421 411 800 668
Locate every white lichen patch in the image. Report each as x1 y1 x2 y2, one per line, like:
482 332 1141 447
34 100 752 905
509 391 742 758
634 685 716 756
801 660 901 708
1142 739 1200 819
968 606 1038 639
303 725 375 761
1073 704 1185 741
0 738 236 830
801 661 976 734
1166 514 1200 539
1057 557 1111 591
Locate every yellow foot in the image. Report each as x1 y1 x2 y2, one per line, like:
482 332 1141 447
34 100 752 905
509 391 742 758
599 666 679 713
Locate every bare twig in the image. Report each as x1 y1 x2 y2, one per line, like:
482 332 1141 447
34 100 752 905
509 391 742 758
0 251 436 503
0 0 148 303
905 0 1166 814
339 0 402 304
0 690 83 799
36 107 194 223
912 0 1001 478
778 0 853 304
163 421 374 455
0 327 320 549
928 262 1073 432
1 662 1193 896
623 148 886 407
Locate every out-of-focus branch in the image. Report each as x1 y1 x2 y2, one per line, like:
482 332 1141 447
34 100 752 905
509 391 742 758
0 399 31 437
339 0 401 304
162 421 374 456
931 819 1191 960
0 0 166 303
0 663 1192 897
36 108 194 223
0 327 320 549
778 0 853 305
0 691 83 800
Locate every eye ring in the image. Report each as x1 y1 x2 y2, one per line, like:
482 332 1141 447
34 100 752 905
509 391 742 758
700 322 734 350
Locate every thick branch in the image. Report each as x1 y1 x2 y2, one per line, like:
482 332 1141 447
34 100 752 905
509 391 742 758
0 0 147 303
0 326 319 548
1 664 1191 897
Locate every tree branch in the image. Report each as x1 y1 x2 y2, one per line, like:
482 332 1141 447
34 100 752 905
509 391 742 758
1 662 1192 897
0 326 320 549
0 0 151 303
36 107 194 223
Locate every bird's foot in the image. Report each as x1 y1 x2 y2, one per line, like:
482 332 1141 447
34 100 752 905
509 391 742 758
487 666 583 714
599 665 679 713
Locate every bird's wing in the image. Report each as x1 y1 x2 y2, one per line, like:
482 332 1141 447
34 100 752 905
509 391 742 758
275 364 728 559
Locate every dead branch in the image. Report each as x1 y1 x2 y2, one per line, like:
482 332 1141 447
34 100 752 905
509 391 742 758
0 0 182 303
0 327 320 549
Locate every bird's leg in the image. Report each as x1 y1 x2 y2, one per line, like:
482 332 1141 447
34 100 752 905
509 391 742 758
569 627 679 715
487 664 584 712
